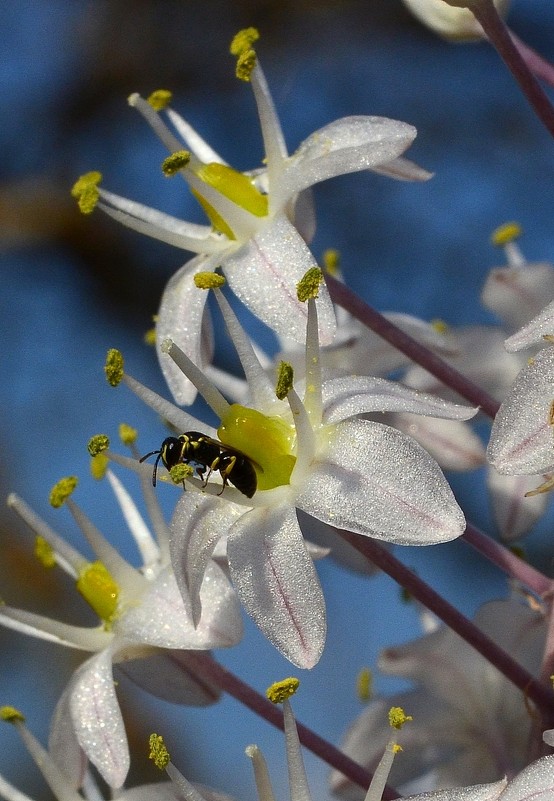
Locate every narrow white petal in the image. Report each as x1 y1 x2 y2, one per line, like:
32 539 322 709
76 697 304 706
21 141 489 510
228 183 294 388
116 649 220 706
487 467 551 542
169 491 244 626
118 564 242 649
167 108 228 164
504 298 554 351
487 347 554 474
68 649 129 788
223 214 336 345
321 375 477 424
370 155 433 182
0 605 112 650
227 504 326 668
49 683 87 790
276 116 416 200
481 262 554 336
156 255 219 405
392 413 486 471
297 420 465 544
0 773 36 801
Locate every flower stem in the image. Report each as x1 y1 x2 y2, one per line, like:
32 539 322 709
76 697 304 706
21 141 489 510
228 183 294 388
325 274 501 418
471 0 554 139
335 528 554 722
180 652 400 800
463 521 552 597
508 28 554 90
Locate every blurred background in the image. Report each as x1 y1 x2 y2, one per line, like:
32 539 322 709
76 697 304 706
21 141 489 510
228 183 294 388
1 1 554 799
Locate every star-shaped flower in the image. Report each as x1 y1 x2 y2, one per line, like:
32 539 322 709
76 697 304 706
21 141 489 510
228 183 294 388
71 28 429 405
109 269 474 669
331 598 546 796
0 460 242 788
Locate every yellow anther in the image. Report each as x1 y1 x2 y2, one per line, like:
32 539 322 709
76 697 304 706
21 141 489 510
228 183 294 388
90 453 109 480
105 349 124 387
0 706 25 724
431 319 449 334
34 536 56 568
169 464 194 484
49 476 78 508
275 362 294 400
357 668 373 702
491 221 522 247
144 327 157 346
322 248 341 275
230 27 260 56
71 171 102 215
550 675 554 688
194 272 226 290
549 400 554 426
266 677 299 704
388 706 413 730
119 423 138 446
88 434 110 457
76 561 119 625
147 89 173 111
162 150 191 177
149 733 170 770
297 267 323 302
236 49 257 82
392 743 403 754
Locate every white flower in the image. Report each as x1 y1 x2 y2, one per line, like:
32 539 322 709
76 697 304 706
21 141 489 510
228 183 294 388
331 598 546 797
0 466 242 788
111 271 474 669
401 0 510 41
71 28 429 405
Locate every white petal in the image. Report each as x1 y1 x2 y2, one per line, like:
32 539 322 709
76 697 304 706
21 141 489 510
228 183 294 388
403 781 506 801
392 413 486 471
223 214 336 346
504 298 554 352
119 564 242 649
402 0 509 42
498 755 554 801
487 347 554 474
481 262 554 335
49 685 87 789
487 467 551 542
156 254 218 405
321 375 477 424
0 605 111 650
169 491 244 626
370 155 433 182
227 504 326 668
277 116 417 198
68 649 129 788
297 419 465 545
116 649 220 705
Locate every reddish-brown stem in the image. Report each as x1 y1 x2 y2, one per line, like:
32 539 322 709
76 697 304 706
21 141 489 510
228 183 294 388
335 528 554 721
509 28 554 90
181 652 400 800
463 522 553 597
471 0 554 139
326 274 501 419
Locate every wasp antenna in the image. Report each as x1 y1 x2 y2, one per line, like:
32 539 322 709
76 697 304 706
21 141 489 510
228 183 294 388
139 449 161 464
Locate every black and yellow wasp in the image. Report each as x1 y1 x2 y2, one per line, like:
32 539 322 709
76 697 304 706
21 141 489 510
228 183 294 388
140 431 257 498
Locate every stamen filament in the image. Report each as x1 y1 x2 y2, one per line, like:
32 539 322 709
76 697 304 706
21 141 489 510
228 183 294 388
287 387 316 484
121 372 204 433
282 698 312 801
14 721 84 801
246 745 277 801
162 339 231 419
249 62 288 199
303 297 323 426
105 470 161 568
364 735 397 801
128 93 185 154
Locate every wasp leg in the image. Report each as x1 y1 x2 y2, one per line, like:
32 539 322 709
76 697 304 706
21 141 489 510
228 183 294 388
217 455 236 496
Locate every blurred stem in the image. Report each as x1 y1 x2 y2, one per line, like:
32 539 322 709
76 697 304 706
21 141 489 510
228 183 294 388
509 28 554 90
181 652 400 800
326 274 501 418
471 0 554 139
336 528 554 725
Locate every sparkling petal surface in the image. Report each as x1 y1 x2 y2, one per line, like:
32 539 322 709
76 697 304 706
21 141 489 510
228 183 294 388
297 419 465 544
498 755 554 801
487 346 554 474
277 116 417 198
227 504 326 668
391 412 486 471
481 262 554 335
68 649 129 788
504 298 554 352
223 213 336 345
487 467 550 542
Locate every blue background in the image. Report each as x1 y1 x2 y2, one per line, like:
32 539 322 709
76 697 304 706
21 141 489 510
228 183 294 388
1 2 554 799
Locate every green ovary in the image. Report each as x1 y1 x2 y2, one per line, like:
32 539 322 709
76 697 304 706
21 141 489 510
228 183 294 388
218 404 296 491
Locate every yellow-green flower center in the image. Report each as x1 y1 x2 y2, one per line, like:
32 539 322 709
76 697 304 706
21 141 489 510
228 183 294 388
76 561 120 627
217 404 296 491
193 162 268 239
